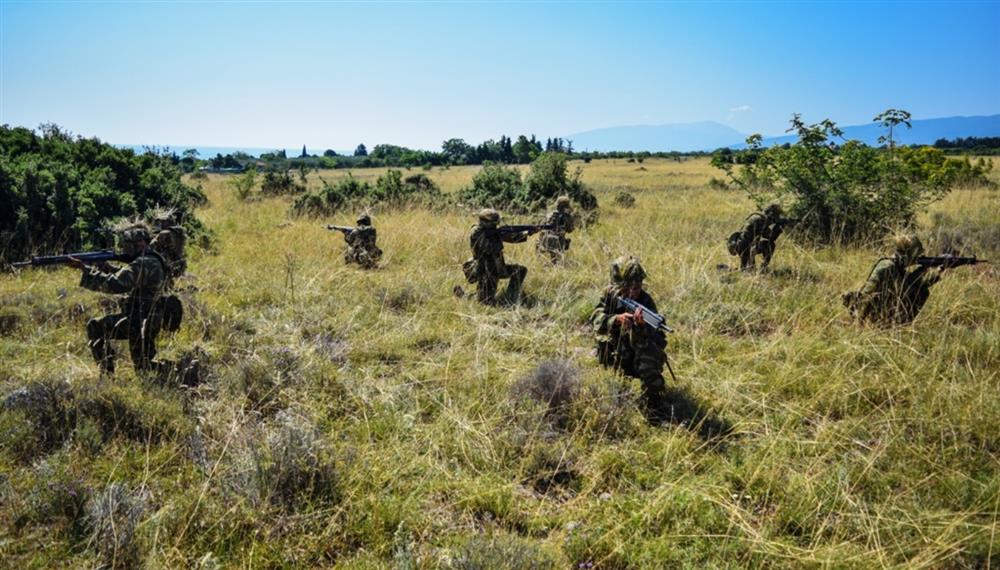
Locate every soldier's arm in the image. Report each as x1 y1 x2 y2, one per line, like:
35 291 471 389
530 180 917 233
80 261 138 294
501 231 528 244
590 293 618 334
859 262 890 296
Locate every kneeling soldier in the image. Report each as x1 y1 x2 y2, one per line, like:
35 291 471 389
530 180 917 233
467 208 530 305
343 214 382 269
69 223 167 375
843 235 946 326
536 195 575 263
727 203 787 271
591 256 670 420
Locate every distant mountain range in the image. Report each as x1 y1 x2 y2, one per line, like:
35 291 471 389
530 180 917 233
566 121 746 153
566 114 1000 153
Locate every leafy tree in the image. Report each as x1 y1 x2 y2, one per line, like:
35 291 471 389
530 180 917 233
874 108 912 152
354 144 368 157
323 149 338 157
0 124 207 261
442 138 475 165
712 111 991 244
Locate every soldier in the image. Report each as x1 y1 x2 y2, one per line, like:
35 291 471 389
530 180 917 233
727 203 788 271
843 235 947 325
68 223 168 375
150 207 187 287
343 214 382 269
466 208 530 305
536 195 575 263
590 256 670 420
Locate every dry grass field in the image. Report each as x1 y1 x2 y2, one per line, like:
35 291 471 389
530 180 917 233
2 157 998 568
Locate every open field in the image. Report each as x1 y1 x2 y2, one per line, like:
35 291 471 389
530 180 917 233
2 157 999 568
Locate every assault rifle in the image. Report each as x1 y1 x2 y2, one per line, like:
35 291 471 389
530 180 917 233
325 225 354 234
916 254 988 269
617 297 674 334
775 217 801 227
12 249 131 269
616 296 678 383
491 224 556 236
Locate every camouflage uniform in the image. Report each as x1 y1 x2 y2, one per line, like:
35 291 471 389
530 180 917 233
469 209 528 305
845 236 942 325
590 256 669 417
81 225 167 374
150 210 186 287
536 195 575 263
344 214 382 269
729 203 785 271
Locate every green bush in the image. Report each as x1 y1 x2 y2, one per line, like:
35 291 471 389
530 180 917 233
0 124 208 262
260 169 304 196
459 153 597 213
290 170 439 218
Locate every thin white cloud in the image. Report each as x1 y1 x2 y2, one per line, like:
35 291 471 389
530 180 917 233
727 105 752 121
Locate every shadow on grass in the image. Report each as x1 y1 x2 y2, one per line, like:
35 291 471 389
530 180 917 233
657 386 734 445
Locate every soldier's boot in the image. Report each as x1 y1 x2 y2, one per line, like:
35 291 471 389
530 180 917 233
477 278 498 306
758 240 775 272
86 319 115 374
640 373 670 424
739 249 755 271
504 265 528 302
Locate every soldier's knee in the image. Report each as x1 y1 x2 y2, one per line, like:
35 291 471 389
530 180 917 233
86 318 103 340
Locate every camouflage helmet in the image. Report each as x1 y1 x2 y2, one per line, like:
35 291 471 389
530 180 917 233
610 256 646 285
763 203 783 218
478 208 501 225
118 223 152 245
356 214 372 226
556 195 572 210
893 234 924 259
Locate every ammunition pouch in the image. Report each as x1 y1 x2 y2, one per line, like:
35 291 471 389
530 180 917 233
726 231 743 256
461 258 478 284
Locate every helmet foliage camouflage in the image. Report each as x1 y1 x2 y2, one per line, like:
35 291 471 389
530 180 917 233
556 195 572 210
151 206 178 224
894 234 924 258
356 214 372 226
610 256 646 285
478 208 500 225
763 203 783 218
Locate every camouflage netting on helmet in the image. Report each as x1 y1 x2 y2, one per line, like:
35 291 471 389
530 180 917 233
610 256 646 285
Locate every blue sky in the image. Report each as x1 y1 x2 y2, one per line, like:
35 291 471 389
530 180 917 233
2 1 998 151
